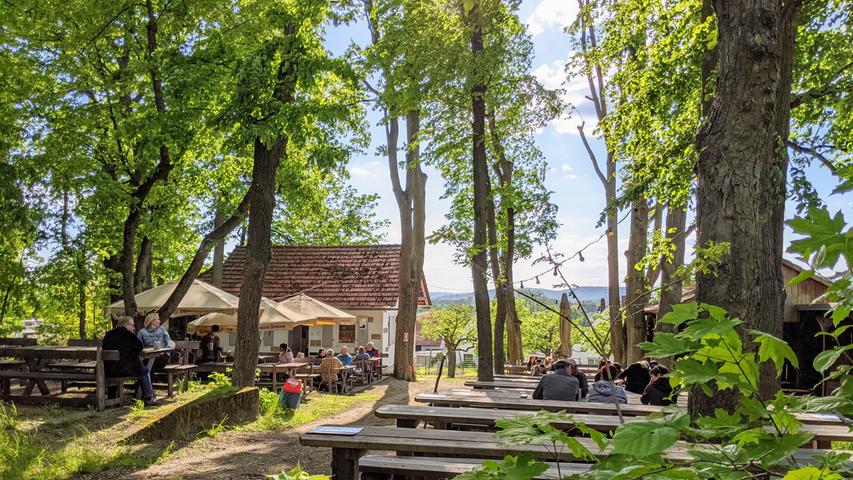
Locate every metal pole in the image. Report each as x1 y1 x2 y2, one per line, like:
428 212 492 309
433 354 445 393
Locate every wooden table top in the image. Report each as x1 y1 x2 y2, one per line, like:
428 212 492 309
300 425 834 465
375 404 853 443
417 391 846 426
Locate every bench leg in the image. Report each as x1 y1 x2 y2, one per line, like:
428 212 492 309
330 447 363 480
182 371 190 392
167 373 175 397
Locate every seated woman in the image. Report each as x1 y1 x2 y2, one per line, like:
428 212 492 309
641 365 674 406
137 312 175 374
278 343 294 363
617 360 651 394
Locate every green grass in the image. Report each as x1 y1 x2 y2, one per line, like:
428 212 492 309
248 388 385 431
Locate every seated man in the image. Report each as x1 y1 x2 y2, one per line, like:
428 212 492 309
103 316 156 406
319 348 344 390
364 342 381 358
588 365 628 404
353 346 372 373
532 360 579 401
336 346 353 366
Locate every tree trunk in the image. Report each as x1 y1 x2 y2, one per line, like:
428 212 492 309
692 0 795 416
486 106 523 367
468 1 493 382
233 137 284 388
392 110 426 382
655 203 688 369
645 202 663 287
158 194 251 322
605 158 624 364
134 236 152 293
446 346 457 378
624 199 649 364
232 20 299 387
120 0 175 317
76 249 87 339
487 195 506 374
212 208 225 287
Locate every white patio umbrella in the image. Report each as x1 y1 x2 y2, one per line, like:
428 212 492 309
106 279 240 316
186 298 315 333
274 293 356 326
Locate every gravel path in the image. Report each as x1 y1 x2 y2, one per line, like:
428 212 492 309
83 377 466 480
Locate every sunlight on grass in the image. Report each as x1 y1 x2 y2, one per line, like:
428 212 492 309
249 388 385 431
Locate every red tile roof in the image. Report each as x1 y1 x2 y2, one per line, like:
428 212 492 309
202 245 431 309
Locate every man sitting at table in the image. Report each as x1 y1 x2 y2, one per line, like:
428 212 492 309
532 359 579 401
364 342 381 358
336 346 353 366
319 348 345 390
353 346 372 373
103 316 156 406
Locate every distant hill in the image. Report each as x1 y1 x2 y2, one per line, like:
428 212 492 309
430 286 625 306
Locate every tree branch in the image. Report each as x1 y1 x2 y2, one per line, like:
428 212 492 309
786 140 838 176
578 121 607 186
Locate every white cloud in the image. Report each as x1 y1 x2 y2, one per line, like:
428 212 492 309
532 62 598 136
560 163 573 172
349 166 374 177
526 0 580 37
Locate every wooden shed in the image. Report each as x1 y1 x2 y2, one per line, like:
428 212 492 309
644 259 849 394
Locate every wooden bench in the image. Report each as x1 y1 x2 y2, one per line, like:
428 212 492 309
0 345 133 410
358 455 588 479
300 425 836 480
163 364 196 396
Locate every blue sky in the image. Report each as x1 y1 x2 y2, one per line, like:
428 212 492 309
325 0 849 293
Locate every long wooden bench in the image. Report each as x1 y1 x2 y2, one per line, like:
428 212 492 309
358 455 588 479
0 346 134 410
300 424 838 480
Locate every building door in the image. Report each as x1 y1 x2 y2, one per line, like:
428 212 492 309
357 317 370 347
289 326 309 355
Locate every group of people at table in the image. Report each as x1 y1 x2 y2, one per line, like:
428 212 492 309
528 356 674 406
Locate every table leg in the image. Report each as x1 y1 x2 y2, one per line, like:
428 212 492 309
331 447 363 480
272 365 278 392
23 358 50 396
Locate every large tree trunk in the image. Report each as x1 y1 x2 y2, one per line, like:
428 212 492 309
392 110 426 382
232 21 299 388
76 249 87 339
692 0 795 416
605 161 624 364
624 199 649 364
468 1 493 382
134 236 153 293
655 203 688 369
233 138 284 388
446 346 458 378
121 0 175 317
487 196 506 374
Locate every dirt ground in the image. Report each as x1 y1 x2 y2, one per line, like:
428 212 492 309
81 377 467 480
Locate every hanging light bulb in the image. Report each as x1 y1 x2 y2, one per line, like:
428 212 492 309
535 276 540 285
520 280 525 289
553 266 558 276
578 252 585 262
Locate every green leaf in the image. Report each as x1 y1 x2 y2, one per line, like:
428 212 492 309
462 0 476 12
681 316 743 340
659 302 700 327
456 453 549 480
751 331 798 370
813 345 853 372
782 466 843 480
639 333 699 359
611 413 687 457
787 269 814 286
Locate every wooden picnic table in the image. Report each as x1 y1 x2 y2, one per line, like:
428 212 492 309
375 404 852 448
465 380 689 406
257 362 314 391
300 424 835 480
0 345 124 410
417 391 847 426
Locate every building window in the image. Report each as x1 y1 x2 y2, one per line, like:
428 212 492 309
339 325 356 344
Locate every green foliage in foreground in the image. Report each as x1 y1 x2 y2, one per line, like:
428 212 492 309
451 300 852 480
